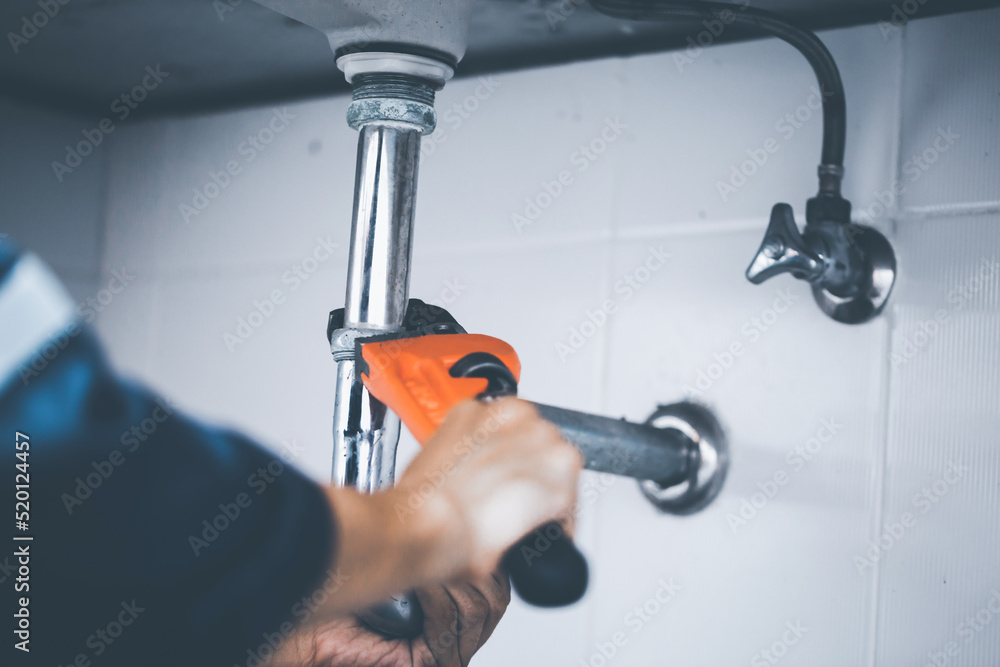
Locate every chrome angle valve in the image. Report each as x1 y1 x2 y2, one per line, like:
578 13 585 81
745 171 897 325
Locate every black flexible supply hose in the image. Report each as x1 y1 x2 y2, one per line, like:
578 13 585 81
589 0 847 174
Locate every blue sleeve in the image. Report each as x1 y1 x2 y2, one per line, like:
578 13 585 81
0 245 336 666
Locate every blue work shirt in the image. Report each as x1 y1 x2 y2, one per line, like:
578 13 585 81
0 241 335 666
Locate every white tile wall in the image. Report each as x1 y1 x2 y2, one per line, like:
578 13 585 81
416 59 625 248
103 99 357 278
897 9 1000 213
0 98 106 281
0 97 152 376
593 231 884 666
4 5 999 666
875 214 1000 666
616 24 903 232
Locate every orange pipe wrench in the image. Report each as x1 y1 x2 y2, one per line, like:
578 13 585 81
355 331 589 608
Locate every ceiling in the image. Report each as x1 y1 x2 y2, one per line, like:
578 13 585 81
2 0 997 119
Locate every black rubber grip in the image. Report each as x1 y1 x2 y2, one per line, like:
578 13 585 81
450 353 589 608
504 521 589 607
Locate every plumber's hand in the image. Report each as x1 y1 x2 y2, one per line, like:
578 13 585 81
265 399 579 667
266 572 510 667
311 397 582 618
396 396 584 582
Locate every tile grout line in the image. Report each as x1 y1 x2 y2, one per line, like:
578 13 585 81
101 198 997 284
899 201 1000 219
415 195 1000 257
96 131 113 282
114 194 998 286
583 226 615 660
866 306 898 667
581 55 628 655
865 24 908 667
105 131 163 385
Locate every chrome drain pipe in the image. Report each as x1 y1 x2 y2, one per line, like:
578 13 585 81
331 122 423 493
331 61 445 494
329 56 450 639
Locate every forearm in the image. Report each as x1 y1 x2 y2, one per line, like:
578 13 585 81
2 327 335 664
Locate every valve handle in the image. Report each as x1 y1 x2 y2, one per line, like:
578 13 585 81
746 203 825 285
